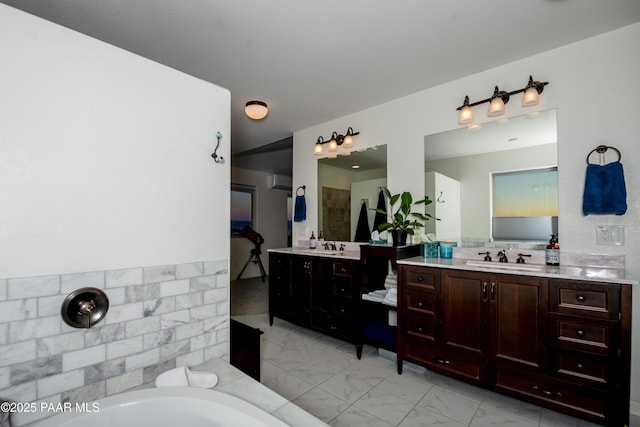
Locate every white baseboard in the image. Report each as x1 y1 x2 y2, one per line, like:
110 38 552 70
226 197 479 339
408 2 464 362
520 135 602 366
630 400 640 417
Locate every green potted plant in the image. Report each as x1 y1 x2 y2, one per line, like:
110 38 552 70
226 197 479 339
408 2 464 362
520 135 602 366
373 187 439 246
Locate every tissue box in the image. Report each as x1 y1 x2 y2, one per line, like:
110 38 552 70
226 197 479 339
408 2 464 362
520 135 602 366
421 242 439 258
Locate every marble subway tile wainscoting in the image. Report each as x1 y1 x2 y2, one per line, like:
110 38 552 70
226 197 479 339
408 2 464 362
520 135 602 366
0 259 229 427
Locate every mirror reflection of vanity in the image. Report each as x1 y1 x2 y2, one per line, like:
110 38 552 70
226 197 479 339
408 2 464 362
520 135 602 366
317 145 387 241
424 109 558 248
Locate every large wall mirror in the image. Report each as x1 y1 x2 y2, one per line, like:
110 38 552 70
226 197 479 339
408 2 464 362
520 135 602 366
424 109 558 248
318 145 387 242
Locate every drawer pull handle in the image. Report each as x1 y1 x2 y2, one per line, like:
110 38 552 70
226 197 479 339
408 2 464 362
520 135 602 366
576 363 584 371
490 282 496 301
433 357 450 365
418 302 423 307
482 282 488 301
417 327 423 332
533 386 562 397
576 329 585 338
417 276 424 282
576 295 586 303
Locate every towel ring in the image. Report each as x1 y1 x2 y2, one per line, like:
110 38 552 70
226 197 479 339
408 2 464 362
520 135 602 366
296 185 306 196
586 145 621 164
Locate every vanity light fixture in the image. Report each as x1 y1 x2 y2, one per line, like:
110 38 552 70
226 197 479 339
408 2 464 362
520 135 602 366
313 127 360 155
456 75 548 124
245 100 268 120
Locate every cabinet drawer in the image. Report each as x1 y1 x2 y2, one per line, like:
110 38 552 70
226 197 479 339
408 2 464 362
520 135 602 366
404 339 485 384
334 300 354 317
495 365 607 423
552 349 609 387
405 315 436 341
404 290 436 314
403 267 439 292
550 280 619 320
335 277 354 297
549 314 617 355
333 261 353 276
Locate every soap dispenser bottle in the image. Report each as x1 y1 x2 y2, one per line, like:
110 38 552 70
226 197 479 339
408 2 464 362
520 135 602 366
309 231 317 249
545 234 560 266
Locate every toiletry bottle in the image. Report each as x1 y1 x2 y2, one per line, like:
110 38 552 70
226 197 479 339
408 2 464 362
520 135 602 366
309 231 317 249
318 231 324 241
545 234 560 266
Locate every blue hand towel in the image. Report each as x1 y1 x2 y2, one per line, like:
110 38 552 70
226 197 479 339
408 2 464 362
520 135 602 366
582 161 627 215
294 194 306 222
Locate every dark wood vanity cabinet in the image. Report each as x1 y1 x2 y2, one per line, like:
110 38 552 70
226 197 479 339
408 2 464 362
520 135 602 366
397 264 631 426
269 252 358 341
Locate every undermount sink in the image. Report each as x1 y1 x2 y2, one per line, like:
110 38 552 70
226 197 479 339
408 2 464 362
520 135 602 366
465 260 545 272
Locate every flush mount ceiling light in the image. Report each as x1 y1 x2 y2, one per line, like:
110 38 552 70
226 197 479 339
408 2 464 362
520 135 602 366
245 100 268 120
313 127 360 155
456 76 548 125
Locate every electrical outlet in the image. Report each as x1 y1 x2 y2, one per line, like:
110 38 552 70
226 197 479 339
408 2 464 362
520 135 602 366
596 225 624 246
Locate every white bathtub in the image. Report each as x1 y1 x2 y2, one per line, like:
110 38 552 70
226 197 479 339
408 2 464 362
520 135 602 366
30 387 291 427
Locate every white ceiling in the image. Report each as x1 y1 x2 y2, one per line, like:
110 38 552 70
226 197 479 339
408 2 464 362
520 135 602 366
3 0 640 168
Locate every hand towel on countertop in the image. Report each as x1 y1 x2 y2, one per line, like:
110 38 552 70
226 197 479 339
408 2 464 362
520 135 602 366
294 194 306 222
583 161 627 215
354 201 371 242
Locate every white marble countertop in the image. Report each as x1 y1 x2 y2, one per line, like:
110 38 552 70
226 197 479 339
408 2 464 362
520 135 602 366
268 247 360 261
398 256 638 285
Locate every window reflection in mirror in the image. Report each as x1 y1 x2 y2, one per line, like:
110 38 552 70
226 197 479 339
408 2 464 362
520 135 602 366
424 109 557 248
317 145 387 242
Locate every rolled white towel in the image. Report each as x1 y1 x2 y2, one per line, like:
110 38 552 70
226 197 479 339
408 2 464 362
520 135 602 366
155 366 218 389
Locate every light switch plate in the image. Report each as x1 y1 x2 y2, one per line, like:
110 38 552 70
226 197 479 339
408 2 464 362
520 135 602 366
596 225 624 246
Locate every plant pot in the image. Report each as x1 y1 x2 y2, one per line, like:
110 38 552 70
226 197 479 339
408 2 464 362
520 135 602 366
390 230 408 246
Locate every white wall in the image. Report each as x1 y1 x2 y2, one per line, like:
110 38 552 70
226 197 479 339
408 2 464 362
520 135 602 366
0 4 230 279
0 6 231 423
230 167 290 279
293 23 640 408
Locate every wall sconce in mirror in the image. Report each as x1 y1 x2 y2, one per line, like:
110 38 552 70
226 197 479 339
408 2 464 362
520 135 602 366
313 127 360 155
457 76 548 125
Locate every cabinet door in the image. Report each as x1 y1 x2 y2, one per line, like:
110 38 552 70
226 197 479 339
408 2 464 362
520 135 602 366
269 254 292 322
291 257 312 325
440 270 490 359
490 274 548 371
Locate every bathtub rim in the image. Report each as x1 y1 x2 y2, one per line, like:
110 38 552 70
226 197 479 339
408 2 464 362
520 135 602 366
29 387 291 427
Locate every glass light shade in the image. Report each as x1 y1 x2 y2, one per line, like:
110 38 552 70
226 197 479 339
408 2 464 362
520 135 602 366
342 134 354 148
244 101 268 120
328 139 338 152
488 98 505 116
313 143 323 155
522 87 540 107
458 106 474 125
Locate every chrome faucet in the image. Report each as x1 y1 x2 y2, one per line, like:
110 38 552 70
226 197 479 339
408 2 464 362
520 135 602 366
497 250 509 263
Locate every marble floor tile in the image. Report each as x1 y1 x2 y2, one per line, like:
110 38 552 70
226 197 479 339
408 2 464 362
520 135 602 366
319 372 374 404
540 408 602 427
288 358 344 386
264 369 315 401
469 404 539 427
329 406 394 427
398 406 466 427
479 391 542 423
372 367 433 404
293 387 350 423
339 354 396 386
354 388 415 425
418 385 481 425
